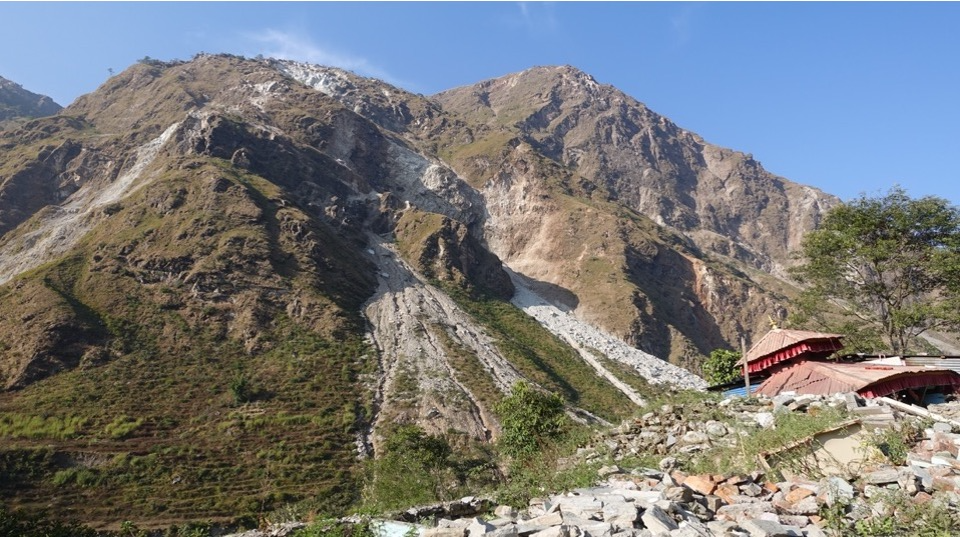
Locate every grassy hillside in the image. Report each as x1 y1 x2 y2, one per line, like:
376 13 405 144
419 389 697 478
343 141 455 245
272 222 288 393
0 156 377 529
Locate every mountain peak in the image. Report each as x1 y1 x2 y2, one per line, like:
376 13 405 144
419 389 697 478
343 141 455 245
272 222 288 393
0 75 62 122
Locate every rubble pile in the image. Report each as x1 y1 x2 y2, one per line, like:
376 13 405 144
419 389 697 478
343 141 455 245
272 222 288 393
583 394 844 463
418 394 960 537
235 393 960 537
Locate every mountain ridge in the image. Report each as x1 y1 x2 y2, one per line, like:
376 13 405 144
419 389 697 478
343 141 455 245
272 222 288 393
0 54 836 526
0 75 62 124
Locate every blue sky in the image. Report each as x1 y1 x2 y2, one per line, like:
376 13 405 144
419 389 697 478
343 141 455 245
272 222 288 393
2 2 959 206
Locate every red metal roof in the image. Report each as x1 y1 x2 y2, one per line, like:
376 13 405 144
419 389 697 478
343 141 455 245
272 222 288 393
754 360 960 398
739 329 844 374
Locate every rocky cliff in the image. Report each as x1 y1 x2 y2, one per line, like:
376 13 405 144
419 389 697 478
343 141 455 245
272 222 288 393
0 75 62 123
435 66 838 277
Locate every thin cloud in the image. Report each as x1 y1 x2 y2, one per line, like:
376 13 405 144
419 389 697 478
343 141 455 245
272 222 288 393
670 4 701 46
513 2 559 34
245 29 403 86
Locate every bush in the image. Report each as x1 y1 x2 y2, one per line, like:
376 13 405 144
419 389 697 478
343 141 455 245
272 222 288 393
230 372 252 404
104 415 144 439
495 381 567 458
702 349 742 386
362 425 456 511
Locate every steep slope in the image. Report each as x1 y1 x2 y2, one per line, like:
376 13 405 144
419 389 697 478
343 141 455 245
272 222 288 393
429 67 827 364
0 75 62 124
434 66 839 276
0 55 669 527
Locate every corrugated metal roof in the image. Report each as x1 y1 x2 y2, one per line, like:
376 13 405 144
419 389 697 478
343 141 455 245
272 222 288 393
722 381 765 398
755 360 960 398
740 329 844 366
904 356 960 375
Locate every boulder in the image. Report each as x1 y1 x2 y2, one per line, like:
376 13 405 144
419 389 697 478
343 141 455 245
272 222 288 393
640 505 678 534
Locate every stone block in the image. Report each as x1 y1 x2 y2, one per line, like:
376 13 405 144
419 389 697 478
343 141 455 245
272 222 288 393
465 518 495 537
664 486 693 503
580 522 613 537
495 506 519 519
783 488 813 504
640 505 678 534
781 497 818 516
673 519 712 537
863 468 899 485
715 502 775 523
739 482 763 497
704 495 725 513
802 525 828 537
424 528 465 537
713 484 739 505
529 526 570 537
599 465 624 478
603 502 638 532
489 526 519 537
558 496 603 520
682 475 717 496
776 515 808 528
528 512 564 528
740 518 791 537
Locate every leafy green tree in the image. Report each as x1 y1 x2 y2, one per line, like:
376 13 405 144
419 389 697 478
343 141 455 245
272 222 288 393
495 381 566 458
790 187 960 354
702 349 742 385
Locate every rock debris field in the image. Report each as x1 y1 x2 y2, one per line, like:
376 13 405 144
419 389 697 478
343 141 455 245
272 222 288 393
506 269 707 393
235 392 960 537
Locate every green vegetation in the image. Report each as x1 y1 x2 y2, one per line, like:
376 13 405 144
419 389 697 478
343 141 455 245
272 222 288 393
685 405 848 478
494 435 600 508
866 420 928 467
441 284 637 423
791 186 960 354
820 488 959 537
0 414 87 440
361 383 599 513
0 506 99 537
702 349 742 386
361 425 498 513
0 153 380 527
495 381 567 458
103 415 144 440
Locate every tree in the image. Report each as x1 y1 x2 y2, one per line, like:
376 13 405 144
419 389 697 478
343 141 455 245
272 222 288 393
790 187 960 354
494 381 566 458
702 349 742 385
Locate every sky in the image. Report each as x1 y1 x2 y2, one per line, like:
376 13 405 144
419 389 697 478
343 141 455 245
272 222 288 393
2 2 959 206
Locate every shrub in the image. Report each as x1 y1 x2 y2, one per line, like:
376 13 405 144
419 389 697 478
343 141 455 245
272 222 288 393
362 425 456 511
104 415 144 439
495 381 567 458
230 372 253 404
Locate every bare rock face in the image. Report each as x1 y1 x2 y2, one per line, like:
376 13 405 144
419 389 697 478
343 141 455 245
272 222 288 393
0 75 62 123
435 66 839 276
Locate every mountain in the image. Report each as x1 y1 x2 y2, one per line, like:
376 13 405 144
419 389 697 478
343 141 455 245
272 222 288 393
434 66 836 276
429 66 839 365
0 75 62 123
0 54 833 527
